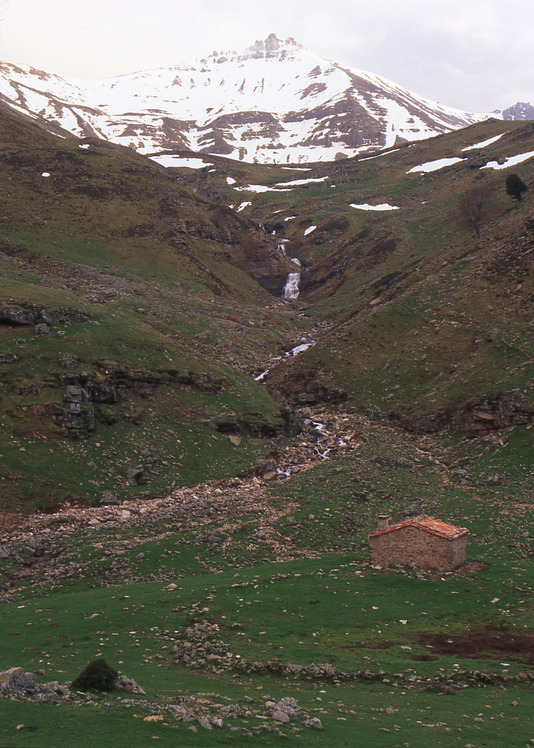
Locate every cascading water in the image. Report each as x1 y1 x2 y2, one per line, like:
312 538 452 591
282 272 300 300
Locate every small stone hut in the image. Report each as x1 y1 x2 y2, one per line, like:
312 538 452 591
368 515 468 572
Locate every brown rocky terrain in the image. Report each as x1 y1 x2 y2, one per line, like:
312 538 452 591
0 408 362 595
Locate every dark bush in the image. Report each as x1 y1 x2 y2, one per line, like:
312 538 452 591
71 659 118 692
506 173 528 201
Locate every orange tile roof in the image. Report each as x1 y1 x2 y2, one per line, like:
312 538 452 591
369 515 468 540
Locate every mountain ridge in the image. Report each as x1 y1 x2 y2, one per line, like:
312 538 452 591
0 34 491 164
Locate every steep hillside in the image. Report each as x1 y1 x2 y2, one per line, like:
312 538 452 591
0 107 303 512
0 104 297 297
0 35 487 164
3 106 534 513
198 118 534 432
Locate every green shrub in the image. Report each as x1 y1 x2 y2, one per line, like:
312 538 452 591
71 659 118 692
505 173 528 200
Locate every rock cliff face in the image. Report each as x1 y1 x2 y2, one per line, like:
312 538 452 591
502 102 534 121
0 35 487 163
451 392 534 435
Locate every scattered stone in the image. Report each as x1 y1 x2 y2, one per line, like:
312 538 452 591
126 468 145 486
99 491 120 506
115 675 146 695
270 697 301 722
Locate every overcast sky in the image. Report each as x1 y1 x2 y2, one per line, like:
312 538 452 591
0 0 532 112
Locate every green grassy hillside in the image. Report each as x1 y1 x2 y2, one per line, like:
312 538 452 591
197 119 534 429
0 107 533 747
0 108 304 512
1 411 532 747
3 111 534 507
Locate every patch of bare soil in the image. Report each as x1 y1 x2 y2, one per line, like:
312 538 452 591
454 561 487 574
418 624 534 665
0 513 26 534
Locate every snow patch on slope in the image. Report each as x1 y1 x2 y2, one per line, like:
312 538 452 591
350 203 399 211
482 150 534 170
462 133 504 151
407 157 465 173
149 154 206 168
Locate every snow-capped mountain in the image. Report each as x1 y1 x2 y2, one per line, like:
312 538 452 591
502 102 534 121
0 34 490 163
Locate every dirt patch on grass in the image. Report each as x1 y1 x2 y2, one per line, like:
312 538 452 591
418 624 534 665
330 639 396 651
0 512 27 536
454 561 488 574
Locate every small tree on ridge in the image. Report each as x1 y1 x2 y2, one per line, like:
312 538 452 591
457 186 494 238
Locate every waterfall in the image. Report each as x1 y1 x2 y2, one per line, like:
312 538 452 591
283 272 300 300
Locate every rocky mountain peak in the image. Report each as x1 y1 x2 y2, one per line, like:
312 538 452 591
0 38 489 163
204 34 303 65
502 101 534 121
246 33 301 55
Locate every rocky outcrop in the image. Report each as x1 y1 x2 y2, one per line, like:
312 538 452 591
502 102 534 121
14 365 231 439
0 666 144 704
0 302 91 330
451 391 534 435
397 411 449 434
402 390 534 435
0 667 36 694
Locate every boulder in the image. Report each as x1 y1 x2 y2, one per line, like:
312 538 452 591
115 674 146 695
34 323 50 335
0 668 36 694
126 468 146 486
99 491 120 505
271 696 300 722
